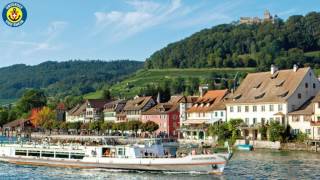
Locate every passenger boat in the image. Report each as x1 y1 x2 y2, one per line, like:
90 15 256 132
0 139 232 175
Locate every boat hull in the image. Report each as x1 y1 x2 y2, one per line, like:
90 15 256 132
0 154 228 174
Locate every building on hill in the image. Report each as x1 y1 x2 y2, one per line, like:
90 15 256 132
103 100 127 123
141 96 184 137
123 96 156 121
239 10 274 25
3 119 33 136
226 65 320 140
180 90 229 140
66 99 109 123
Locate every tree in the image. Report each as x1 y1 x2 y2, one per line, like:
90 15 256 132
268 121 285 142
67 122 81 134
33 106 56 128
89 121 102 135
127 120 142 136
102 89 112 100
16 89 47 114
227 119 243 143
101 121 114 135
141 121 159 135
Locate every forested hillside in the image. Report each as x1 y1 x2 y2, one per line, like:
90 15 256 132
0 60 143 101
145 12 320 70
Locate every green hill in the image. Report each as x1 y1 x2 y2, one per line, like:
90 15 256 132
85 68 256 99
145 12 320 70
0 60 143 104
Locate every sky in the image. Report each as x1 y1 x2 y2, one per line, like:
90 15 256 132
0 0 319 67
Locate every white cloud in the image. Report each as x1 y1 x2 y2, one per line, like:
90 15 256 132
93 0 185 41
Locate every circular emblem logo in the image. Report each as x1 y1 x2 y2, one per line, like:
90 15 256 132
2 2 27 27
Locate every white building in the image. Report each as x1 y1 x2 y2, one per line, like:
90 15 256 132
288 94 320 140
103 100 127 123
66 99 109 123
225 65 320 140
181 89 229 140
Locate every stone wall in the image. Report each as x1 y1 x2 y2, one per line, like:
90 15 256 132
235 139 281 149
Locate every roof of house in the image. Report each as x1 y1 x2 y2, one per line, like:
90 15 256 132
104 100 127 112
124 96 154 111
3 119 30 128
67 103 86 116
187 89 229 113
288 96 315 115
179 96 199 103
226 67 310 104
86 99 109 109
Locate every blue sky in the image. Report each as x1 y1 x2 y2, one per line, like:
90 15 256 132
0 0 319 67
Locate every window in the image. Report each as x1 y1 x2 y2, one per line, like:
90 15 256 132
318 127 320 135
318 102 320 109
318 116 320 121
253 106 257 112
230 106 234 112
215 112 218 117
203 113 205 117
269 104 274 112
298 93 302 99
305 129 311 135
261 118 265 125
292 116 299 122
237 106 241 112
261 105 265 112
293 129 300 135
198 113 201 117
245 118 249 125
253 118 257 124
245 106 249 112
278 104 283 111
313 83 316 89
305 83 308 88
221 112 223 116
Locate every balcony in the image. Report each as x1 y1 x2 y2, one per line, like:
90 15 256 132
311 121 320 126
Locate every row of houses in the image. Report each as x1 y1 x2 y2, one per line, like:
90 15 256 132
65 65 320 141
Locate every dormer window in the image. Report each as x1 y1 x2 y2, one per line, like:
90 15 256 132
278 91 289 98
271 72 279 79
254 82 262 89
234 94 242 100
276 80 285 87
255 92 265 99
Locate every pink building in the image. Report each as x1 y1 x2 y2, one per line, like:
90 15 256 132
141 97 183 137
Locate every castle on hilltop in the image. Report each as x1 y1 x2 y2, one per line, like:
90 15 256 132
239 10 277 25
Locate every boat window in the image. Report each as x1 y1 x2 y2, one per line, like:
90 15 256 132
42 151 55 158
55 152 69 159
70 153 85 159
15 150 27 156
102 148 111 157
29 150 40 157
117 148 125 156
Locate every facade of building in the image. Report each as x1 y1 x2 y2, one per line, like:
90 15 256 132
181 90 229 140
103 100 127 122
123 96 156 121
288 94 320 140
141 96 183 137
226 65 320 140
179 96 199 125
66 99 109 123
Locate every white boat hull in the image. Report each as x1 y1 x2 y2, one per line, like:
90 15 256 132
0 153 229 174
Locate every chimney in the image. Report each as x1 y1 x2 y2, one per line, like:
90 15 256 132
270 64 278 75
156 92 161 103
199 84 208 97
293 64 298 72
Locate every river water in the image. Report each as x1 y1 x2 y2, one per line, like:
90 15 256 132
1 136 320 179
